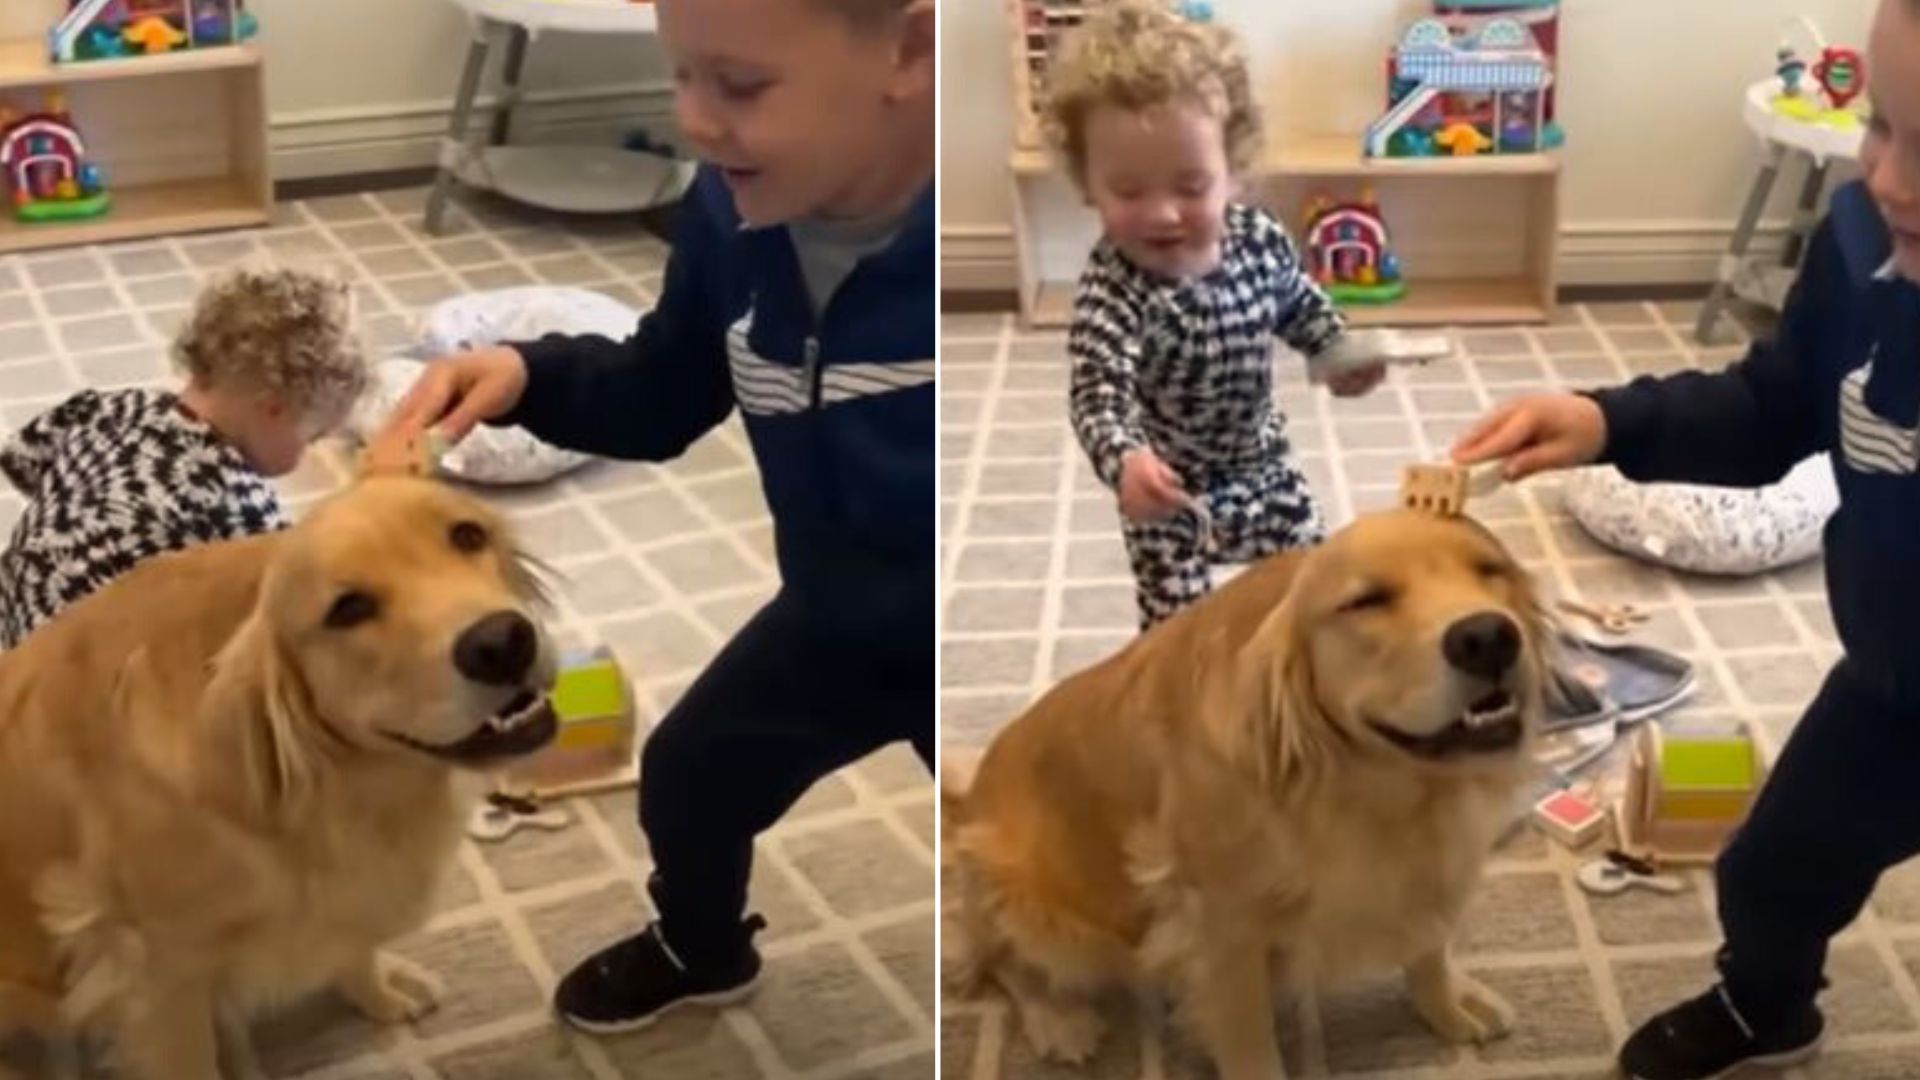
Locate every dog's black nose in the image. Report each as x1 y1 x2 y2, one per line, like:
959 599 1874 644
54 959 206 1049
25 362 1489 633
453 611 537 686
1442 612 1522 680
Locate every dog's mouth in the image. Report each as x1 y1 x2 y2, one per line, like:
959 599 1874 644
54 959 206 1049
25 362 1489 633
383 689 558 763
1371 690 1524 759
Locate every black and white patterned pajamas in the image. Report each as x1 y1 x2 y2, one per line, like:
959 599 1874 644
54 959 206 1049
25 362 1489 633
1069 204 1346 628
0 388 286 649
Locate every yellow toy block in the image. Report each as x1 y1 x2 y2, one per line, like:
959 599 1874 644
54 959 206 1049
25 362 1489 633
503 645 639 798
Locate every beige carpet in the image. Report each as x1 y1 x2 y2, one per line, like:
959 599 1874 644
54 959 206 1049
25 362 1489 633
0 187 934 1080
937 305 1920 1080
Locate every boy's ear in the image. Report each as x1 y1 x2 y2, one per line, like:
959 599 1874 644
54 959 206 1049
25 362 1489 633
887 0 935 102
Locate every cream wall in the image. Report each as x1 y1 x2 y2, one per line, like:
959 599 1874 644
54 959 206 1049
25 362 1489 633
943 0 1878 288
1 0 677 180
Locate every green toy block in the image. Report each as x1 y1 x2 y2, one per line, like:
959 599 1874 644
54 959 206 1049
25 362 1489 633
552 647 628 722
1660 736 1755 790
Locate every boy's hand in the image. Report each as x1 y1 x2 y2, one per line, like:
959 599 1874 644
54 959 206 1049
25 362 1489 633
1450 392 1608 480
1326 362 1386 398
385 346 530 445
1117 447 1188 521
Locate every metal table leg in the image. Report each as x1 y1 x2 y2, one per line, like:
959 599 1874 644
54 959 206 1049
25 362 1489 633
1696 141 1787 345
491 24 530 147
1781 156 1830 271
425 23 496 237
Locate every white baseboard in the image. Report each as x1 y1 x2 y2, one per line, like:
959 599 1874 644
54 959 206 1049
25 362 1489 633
940 221 1798 293
268 83 677 182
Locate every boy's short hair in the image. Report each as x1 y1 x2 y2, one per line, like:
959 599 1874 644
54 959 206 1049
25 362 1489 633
813 0 912 29
1044 0 1261 185
172 265 368 425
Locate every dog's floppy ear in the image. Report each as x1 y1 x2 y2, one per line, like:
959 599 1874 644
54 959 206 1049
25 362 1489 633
1228 596 1333 789
199 613 323 815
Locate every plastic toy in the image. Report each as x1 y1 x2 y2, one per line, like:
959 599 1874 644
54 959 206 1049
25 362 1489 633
1303 190 1407 304
1434 121 1493 156
1434 1 1561 125
1533 787 1607 847
1367 14 1559 159
123 15 184 53
1577 850 1686 897
1767 19 1868 132
0 94 110 224
50 0 258 65
1616 721 1768 865
502 645 639 797
1312 328 1455 386
466 789 572 843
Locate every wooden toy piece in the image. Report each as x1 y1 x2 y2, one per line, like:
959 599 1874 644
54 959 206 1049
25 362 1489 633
1615 721 1768 865
502 645 640 798
358 425 448 479
1556 598 1649 636
1400 461 1501 516
1532 787 1606 847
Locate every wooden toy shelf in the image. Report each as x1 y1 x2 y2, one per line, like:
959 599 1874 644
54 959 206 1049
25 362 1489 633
0 37 270 255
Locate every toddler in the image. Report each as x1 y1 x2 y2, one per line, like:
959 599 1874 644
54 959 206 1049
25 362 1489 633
0 265 366 647
1052 0 1397 628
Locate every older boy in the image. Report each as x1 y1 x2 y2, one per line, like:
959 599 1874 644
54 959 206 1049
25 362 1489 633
385 0 933 1033
1452 2 1920 1075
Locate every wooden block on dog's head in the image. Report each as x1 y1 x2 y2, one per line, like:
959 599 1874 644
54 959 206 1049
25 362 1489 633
1400 463 1469 516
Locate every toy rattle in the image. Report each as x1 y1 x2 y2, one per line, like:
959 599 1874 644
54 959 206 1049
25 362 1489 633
1577 849 1687 897
466 789 571 842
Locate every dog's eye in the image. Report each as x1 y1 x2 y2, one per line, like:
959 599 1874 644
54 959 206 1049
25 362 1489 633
1473 558 1508 579
450 521 488 553
325 591 380 629
1339 586 1396 613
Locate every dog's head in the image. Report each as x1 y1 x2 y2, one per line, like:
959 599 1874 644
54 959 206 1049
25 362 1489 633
205 476 560 795
1247 509 1548 777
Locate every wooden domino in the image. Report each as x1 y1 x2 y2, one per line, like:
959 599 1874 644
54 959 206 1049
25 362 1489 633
1400 462 1502 516
1533 788 1608 848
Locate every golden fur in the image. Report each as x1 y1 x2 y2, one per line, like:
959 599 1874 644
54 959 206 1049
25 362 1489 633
0 476 558 1080
944 510 1550 1080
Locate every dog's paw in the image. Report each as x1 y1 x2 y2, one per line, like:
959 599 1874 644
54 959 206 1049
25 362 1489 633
1414 972 1514 1045
1016 997 1106 1064
341 952 444 1024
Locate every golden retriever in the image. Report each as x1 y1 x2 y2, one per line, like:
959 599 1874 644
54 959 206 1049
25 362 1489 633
944 509 1549 1080
0 475 559 1080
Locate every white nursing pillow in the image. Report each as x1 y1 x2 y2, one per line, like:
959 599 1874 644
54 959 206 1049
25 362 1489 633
1562 456 1837 576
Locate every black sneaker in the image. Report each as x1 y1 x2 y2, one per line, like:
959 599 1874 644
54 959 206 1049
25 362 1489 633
554 915 767 1034
1618 984 1823 1080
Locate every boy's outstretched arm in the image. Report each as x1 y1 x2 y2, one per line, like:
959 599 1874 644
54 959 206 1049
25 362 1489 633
1584 222 1840 487
498 190 736 462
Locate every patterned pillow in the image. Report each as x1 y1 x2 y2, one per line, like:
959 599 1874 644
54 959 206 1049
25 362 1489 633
1562 456 1837 576
416 286 640 358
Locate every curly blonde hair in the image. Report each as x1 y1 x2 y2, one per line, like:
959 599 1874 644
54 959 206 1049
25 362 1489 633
1044 0 1261 186
171 265 368 426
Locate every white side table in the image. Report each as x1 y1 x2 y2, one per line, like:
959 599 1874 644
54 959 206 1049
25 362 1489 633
425 0 695 235
1696 78 1864 344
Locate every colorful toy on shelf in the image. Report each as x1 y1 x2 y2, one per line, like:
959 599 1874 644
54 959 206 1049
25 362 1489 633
1768 19 1868 131
501 645 639 797
1303 189 1406 305
1367 11 1560 160
0 94 110 224
50 0 258 65
1616 721 1768 865
1434 0 1561 122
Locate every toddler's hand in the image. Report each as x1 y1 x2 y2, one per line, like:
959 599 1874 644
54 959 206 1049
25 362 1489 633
1450 392 1607 480
1326 362 1386 398
1117 448 1188 522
